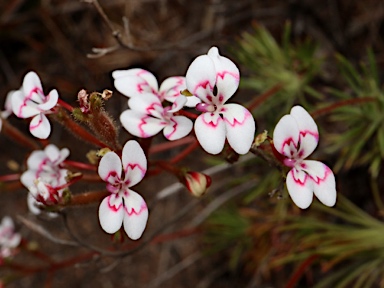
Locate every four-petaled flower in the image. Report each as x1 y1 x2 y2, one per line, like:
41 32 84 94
11 71 58 139
186 47 256 155
0 216 21 261
21 144 70 215
120 93 193 141
113 68 200 107
273 106 337 209
98 140 148 240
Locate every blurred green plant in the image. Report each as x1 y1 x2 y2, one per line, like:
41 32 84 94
233 22 322 119
324 50 383 178
273 196 384 288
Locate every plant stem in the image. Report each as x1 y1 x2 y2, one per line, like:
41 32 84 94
2 119 40 150
311 97 376 119
170 140 199 163
57 99 74 113
63 160 96 171
285 254 319 288
0 173 21 182
247 84 283 111
149 136 196 154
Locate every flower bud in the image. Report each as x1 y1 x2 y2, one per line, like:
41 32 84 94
183 171 212 197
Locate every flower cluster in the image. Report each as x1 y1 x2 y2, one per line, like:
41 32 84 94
0 46 339 246
21 144 70 215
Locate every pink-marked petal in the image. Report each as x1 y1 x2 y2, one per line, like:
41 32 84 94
194 113 226 154
186 54 216 103
302 160 337 207
207 47 240 103
30 114 51 139
290 106 319 158
113 69 158 97
122 140 147 187
11 90 40 118
128 93 163 118
185 95 201 108
38 89 58 111
273 114 300 158
163 116 193 141
44 145 69 165
22 72 44 103
99 194 124 234
167 95 187 113
222 104 255 154
120 110 165 138
159 76 186 102
26 150 46 170
122 190 148 240
286 168 314 209
98 151 122 185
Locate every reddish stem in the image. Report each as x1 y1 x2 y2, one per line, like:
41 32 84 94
247 84 283 111
170 140 199 163
149 136 196 154
67 190 109 206
311 97 376 119
285 254 319 288
2 119 40 150
57 99 74 113
151 227 201 244
176 110 198 119
63 160 96 171
0 173 21 182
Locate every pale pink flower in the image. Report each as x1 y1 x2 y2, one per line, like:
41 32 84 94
98 140 148 240
112 68 200 107
186 47 256 155
273 106 337 209
11 71 58 139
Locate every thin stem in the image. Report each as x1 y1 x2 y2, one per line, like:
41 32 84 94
2 119 40 150
0 173 21 182
149 136 196 154
247 84 283 111
56 99 74 113
170 140 199 163
176 110 198 119
63 160 96 171
285 254 319 288
311 97 376 119
370 176 384 212
66 190 109 206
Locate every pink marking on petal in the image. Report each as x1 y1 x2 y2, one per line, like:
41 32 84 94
300 130 319 141
17 87 43 117
309 165 332 185
291 169 309 186
105 171 120 184
223 109 252 127
138 115 154 137
108 195 123 212
193 80 212 94
164 118 178 139
201 113 221 128
216 71 240 81
29 115 43 130
124 202 147 216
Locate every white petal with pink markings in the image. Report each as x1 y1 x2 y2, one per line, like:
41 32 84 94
122 191 148 240
29 114 51 139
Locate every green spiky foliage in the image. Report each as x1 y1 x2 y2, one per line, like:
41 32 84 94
233 22 322 121
325 50 384 177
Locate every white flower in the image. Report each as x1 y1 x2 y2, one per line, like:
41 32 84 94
186 47 256 155
11 71 58 139
273 106 337 209
0 216 21 259
112 68 200 107
98 140 148 240
120 93 193 141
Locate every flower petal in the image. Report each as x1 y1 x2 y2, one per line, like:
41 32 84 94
221 104 255 154
26 150 46 170
38 89 58 111
20 170 37 188
207 47 240 103
159 76 186 102
30 114 51 139
163 116 193 141
22 71 44 104
286 168 314 209
273 114 300 157
167 95 187 113
128 93 163 118
122 190 148 240
122 140 147 187
186 54 216 103
99 194 124 234
11 90 40 118
45 144 70 165
98 151 122 185
194 113 226 154
113 69 158 97
290 106 319 159
302 160 337 207
120 110 165 138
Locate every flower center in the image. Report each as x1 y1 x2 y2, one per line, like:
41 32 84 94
196 103 216 113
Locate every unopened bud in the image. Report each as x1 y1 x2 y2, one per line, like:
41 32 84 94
78 89 90 113
183 171 212 197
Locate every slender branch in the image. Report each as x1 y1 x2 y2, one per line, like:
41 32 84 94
170 140 199 163
2 119 40 150
285 255 319 288
149 136 196 155
311 97 376 119
247 84 283 111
